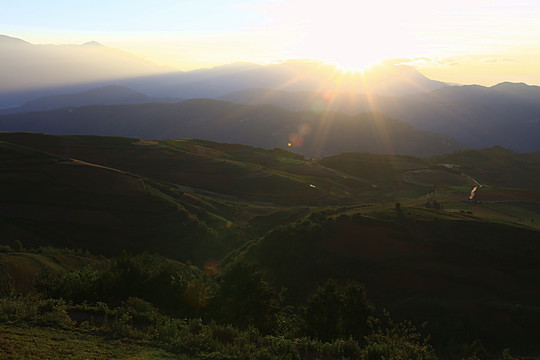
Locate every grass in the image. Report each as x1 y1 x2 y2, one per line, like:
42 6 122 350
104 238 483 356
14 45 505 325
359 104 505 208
472 202 540 231
0 323 181 360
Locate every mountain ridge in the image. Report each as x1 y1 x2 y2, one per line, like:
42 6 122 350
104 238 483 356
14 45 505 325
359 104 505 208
219 83 540 152
0 85 182 114
0 35 447 107
0 99 467 157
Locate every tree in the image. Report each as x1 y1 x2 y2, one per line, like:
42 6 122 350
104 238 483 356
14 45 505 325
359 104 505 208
465 339 488 360
13 240 24 252
209 262 282 333
341 281 374 339
302 279 342 341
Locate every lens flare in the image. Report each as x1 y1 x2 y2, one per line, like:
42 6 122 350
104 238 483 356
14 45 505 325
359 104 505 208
289 133 304 147
321 91 332 101
298 122 312 136
203 259 220 277
311 99 326 112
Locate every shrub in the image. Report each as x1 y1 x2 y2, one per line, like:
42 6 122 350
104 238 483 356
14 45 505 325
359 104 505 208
209 262 281 334
363 312 437 360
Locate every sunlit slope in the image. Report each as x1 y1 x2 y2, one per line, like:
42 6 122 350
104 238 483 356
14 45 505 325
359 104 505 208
230 209 540 354
429 146 540 189
0 140 220 262
0 99 466 157
319 149 540 192
0 251 107 295
318 152 477 201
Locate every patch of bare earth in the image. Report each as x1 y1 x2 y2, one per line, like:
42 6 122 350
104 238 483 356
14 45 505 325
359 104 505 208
327 221 430 260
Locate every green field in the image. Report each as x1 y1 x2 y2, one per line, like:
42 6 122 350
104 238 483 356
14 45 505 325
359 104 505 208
0 324 180 360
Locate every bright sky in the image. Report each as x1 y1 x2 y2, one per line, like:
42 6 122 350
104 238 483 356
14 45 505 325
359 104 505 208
3 0 540 85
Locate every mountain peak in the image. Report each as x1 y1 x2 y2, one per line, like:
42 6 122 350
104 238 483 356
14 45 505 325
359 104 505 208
82 41 104 47
0 34 31 46
492 81 528 89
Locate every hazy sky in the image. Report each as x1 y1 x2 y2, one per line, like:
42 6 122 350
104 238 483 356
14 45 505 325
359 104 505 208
3 0 540 85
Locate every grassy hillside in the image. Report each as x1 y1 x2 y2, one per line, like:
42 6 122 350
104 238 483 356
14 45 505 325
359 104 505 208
0 139 226 263
429 146 540 189
0 324 178 360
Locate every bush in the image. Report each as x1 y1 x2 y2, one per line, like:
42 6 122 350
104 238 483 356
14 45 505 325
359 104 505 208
301 279 373 342
35 265 100 303
0 245 13 253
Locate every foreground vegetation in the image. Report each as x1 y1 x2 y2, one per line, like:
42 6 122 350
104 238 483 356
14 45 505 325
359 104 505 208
0 274 455 360
1 247 537 359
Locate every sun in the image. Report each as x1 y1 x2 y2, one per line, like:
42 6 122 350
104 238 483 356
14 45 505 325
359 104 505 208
294 29 390 73
329 54 384 74
275 0 423 74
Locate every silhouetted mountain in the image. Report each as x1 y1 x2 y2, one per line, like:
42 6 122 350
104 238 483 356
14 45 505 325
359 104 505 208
0 35 175 108
390 83 540 152
0 35 447 107
490 81 540 102
0 86 182 114
118 60 447 100
0 34 31 46
220 88 389 113
220 83 540 152
0 99 466 157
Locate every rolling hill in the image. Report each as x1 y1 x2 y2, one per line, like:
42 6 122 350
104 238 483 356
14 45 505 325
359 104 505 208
430 146 540 189
1 132 539 356
0 132 369 205
0 139 222 263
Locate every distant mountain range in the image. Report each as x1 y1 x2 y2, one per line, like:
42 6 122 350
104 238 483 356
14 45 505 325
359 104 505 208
2 81 539 153
0 86 182 115
116 60 448 99
1 34 539 154
0 35 447 107
0 99 466 157
220 83 540 152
